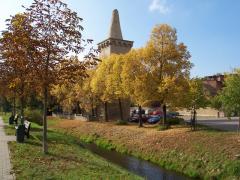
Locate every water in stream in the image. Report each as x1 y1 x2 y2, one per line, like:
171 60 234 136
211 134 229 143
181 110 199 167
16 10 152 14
83 143 190 180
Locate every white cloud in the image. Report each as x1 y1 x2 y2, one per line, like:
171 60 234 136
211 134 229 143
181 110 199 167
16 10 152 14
149 0 171 14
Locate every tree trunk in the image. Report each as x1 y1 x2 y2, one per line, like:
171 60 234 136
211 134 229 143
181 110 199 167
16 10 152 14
163 104 167 126
42 52 50 154
91 97 94 117
76 101 80 114
138 105 143 127
192 107 196 131
13 95 16 116
91 108 95 117
20 96 24 124
104 102 108 122
43 85 48 154
118 98 123 121
238 116 240 133
95 107 98 120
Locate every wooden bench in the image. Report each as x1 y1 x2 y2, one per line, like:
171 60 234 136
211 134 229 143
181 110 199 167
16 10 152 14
15 120 31 139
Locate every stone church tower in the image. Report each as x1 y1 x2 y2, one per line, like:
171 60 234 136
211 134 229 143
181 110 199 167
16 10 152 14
98 9 133 58
97 9 134 121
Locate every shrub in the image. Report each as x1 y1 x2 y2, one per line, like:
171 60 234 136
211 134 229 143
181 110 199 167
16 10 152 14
25 108 43 125
158 124 169 131
116 120 128 125
167 117 184 125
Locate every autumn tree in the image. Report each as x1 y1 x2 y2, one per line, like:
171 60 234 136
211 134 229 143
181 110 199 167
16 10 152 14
51 82 77 113
218 69 240 132
51 71 93 115
144 24 192 126
104 54 128 122
91 58 112 121
185 78 209 130
23 0 96 153
0 14 36 123
122 49 153 127
210 95 223 118
0 76 12 113
91 54 130 122
122 24 192 128
75 71 100 117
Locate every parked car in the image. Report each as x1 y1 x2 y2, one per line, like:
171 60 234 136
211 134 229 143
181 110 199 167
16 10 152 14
149 108 163 116
147 114 173 124
130 109 145 116
145 109 154 115
147 115 161 124
129 114 148 123
129 109 148 123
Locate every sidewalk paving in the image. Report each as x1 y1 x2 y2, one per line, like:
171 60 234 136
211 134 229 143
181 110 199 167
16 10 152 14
0 118 15 180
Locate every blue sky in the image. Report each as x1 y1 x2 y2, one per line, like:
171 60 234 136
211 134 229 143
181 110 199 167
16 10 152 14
0 0 240 77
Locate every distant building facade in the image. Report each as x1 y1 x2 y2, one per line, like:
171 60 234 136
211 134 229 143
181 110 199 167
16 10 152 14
179 74 225 117
202 74 225 96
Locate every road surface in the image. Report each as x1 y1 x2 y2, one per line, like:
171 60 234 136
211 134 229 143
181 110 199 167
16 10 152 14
184 116 240 132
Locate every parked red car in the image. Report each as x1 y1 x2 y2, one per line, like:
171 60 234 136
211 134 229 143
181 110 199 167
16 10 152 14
149 108 163 116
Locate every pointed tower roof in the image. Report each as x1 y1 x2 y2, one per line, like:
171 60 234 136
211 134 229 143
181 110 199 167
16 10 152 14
98 9 133 58
108 9 123 39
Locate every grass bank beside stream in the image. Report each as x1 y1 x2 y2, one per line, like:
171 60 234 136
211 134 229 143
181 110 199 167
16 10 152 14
52 118 240 179
1 114 141 180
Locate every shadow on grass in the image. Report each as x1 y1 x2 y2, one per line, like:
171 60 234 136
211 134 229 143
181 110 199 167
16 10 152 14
30 130 81 147
30 127 42 132
47 151 85 164
25 139 42 147
183 124 231 134
24 131 82 150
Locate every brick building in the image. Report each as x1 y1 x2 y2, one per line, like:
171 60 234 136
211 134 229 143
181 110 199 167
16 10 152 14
202 74 224 96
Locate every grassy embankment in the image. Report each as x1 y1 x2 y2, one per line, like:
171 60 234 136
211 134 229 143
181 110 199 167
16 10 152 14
1 114 141 180
52 118 240 179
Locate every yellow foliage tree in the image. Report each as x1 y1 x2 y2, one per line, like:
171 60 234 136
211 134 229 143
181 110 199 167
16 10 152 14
121 49 154 127
185 78 209 130
145 24 192 126
105 54 128 121
91 54 128 121
122 24 192 127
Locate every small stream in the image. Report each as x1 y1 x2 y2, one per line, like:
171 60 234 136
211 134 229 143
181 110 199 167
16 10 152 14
83 143 190 180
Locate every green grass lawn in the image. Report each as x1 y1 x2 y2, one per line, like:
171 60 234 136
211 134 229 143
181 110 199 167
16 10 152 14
1 115 141 180
1 112 11 123
1 113 16 135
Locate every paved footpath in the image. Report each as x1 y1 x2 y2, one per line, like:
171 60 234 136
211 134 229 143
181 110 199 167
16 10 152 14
0 117 16 180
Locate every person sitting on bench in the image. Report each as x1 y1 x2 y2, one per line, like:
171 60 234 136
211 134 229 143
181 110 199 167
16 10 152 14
14 114 19 125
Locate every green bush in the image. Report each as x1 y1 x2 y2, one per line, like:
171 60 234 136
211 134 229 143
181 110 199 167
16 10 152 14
167 117 184 125
24 108 43 125
158 124 169 131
